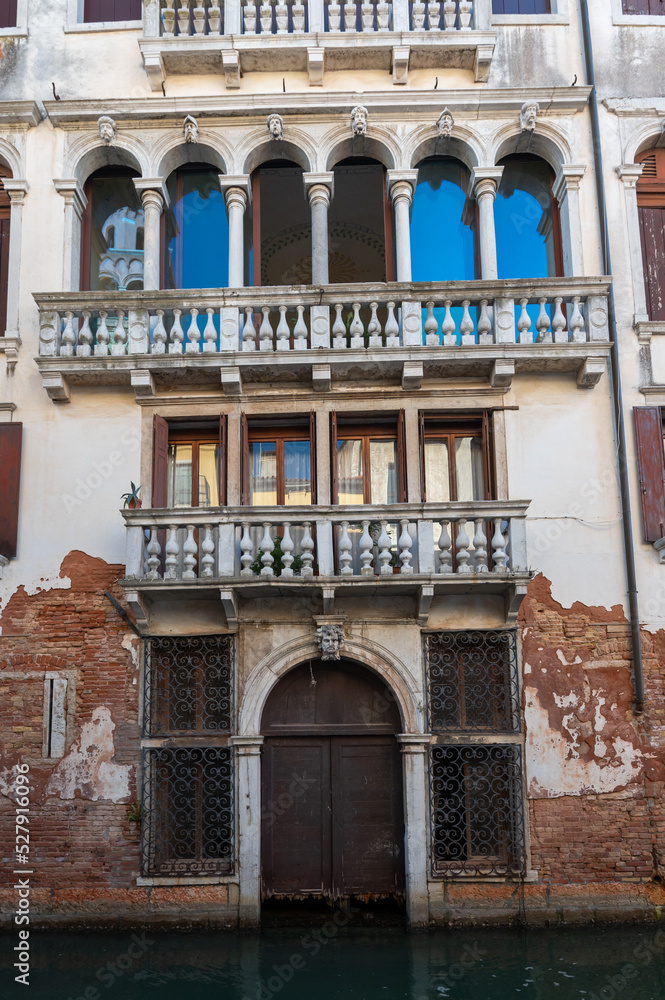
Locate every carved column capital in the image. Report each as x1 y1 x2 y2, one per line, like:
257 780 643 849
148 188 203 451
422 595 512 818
219 174 252 210
470 166 504 201
54 179 88 219
386 169 419 205
303 171 334 206
2 179 29 205
617 163 644 190
133 177 169 211
552 164 586 204
229 736 264 755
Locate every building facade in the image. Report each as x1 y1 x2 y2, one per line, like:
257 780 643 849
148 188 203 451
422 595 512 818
0 0 664 929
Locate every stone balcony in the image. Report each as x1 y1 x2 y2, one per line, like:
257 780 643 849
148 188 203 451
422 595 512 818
121 499 532 628
34 277 611 402
140 0 496 88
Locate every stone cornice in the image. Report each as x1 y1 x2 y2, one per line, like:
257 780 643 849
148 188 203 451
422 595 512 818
603 99 665 117
42 87 591 128
0 101 42 128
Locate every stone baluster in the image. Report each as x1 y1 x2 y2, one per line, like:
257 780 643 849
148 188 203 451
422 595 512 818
301 522 314 576
367 302 381 347
344 1 356 29
359 520 374 576
77 311 93 357
276 305 290 350
134 181 169 290
259 307 273 351
328 0 341 29
338 521 354 576
387 171 418 282
441 300 456 346
437 520 453 573
535 298 552 343
412 1 425 27
517 298 532 344
169 309 184 354
477 299 493 344
280 523 295 577
186 308 201 353
183 525 198 579
332 304 347 348
304 173 334 285
209 4 222 33
193 3 207 32
243 307 256 351
349 303 364 348
455 520 471 574
377 0 390 29
443 0 456 28
398 519 413 575
472 519 488 573
460 299 474 345
163 0 176 35
293 0 306 31
240 522 255 576
111 310 127 356
177 0 191 35
60 312 77 357
569 296 585 342
201 525 215 578
275 0 289 31
551 297 567 343
471 168 503 280
378 521 393 576
203 307 217 352
219 176 251 287
427 1 440 29
260 523 275 576
244 0 258 32
260 0 274 32
459 0 471 27
165 526 180 580
94 311 110 356
153 310 168 354
383 302 398 346
491 518 509 573
146 529 161 580
361 1 374 30
424 301 438 345
293 306 308 349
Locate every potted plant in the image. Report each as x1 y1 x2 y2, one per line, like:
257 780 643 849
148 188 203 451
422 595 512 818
121 482 142 509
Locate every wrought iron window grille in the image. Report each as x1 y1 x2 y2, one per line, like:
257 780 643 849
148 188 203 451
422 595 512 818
425 629 520 733
141 746 235 877
429 744 525 878
143 634 234 736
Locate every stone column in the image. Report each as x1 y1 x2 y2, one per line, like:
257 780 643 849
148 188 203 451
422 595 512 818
386 169 419 283
553 165 586 278
219 175 251 288
397 734 431 928
54 179 88 291
303 172 334 285
229 735 264 929
133 179 169 291
1 180 29 337
471 167 504 280
618 163 649 325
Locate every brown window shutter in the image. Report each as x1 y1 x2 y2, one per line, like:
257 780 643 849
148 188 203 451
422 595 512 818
330 411 338 504
482 410 495 500
309 411 317 505
397 409 408 503
418 410 426 502
219 415 227 506
634 406 665 543
0 422 22 559
152 415 169 508
241 413 249 505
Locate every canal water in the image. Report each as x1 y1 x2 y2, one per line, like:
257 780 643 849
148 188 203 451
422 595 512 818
2 924 665 1000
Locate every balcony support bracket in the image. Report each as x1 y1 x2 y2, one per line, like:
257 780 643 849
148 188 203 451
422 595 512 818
42 372 70 404
131 369 156 399
123 589 149 631
222 50 241 89
505 583 528 625
577 357 605 389
322 587 335 615
312 363 331 392
307 47 324 86
402 360 423 390
417 585 434 627
490 359 514 389
392 46 410 86
474 43 495 83
141 46 165 93
220 589 239 631
221 365 243 395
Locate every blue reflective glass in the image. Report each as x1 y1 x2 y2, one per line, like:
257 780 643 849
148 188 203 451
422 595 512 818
410 159 476 282
165 167 229 289
495 155 558 279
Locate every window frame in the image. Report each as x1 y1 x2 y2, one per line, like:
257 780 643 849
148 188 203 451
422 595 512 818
80 166 143 293
241 413 317 507
418 412 494 503
492 0 569 24
152 415 227 510
331 411 407 505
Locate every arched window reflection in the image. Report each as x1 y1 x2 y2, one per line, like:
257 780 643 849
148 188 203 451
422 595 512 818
411 157 477 282
495 154 562 279
329 157 393 283
82 167 143 291
245 160 309 287
164 165 229 289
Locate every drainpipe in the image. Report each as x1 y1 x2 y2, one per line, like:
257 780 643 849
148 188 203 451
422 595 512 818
579 0 644 712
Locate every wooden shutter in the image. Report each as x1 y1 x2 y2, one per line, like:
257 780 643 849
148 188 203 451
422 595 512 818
0 422 22 559
621 0 662 13
84 0 141 21
418 411 427 502
634 407 665 543
397 409 407 503
638 207 665 321
309 411 317 505
330 411 338 504
219 415 227 506
152 415 169 508
241 413 249 505
0 1 18 29
482 410 495 500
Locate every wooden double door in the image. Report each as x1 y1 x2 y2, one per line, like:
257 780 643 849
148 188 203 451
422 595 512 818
260 660 405 900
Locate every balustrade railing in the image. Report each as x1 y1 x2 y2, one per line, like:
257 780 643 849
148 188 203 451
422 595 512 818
37 279 611 358
123 502 529 584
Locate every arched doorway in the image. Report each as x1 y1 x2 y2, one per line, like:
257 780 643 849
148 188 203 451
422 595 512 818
260 658 405 901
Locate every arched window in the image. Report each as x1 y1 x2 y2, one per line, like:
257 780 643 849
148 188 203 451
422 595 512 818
410 157 477 282
163 165 229 289
83 1 141 22
246 160 309 286
494 154 562 279
81 167 143 291
636 147 665 321
330 157 393 283
0 168 10 335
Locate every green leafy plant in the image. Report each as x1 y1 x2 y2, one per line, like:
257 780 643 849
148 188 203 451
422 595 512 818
121 482 142 508
127 801 143 823
251 535 304 576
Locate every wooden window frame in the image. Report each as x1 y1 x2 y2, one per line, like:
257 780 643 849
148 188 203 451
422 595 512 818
242 414 317 506
331 411 407 505
418 412 494 503
152 416 227 510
